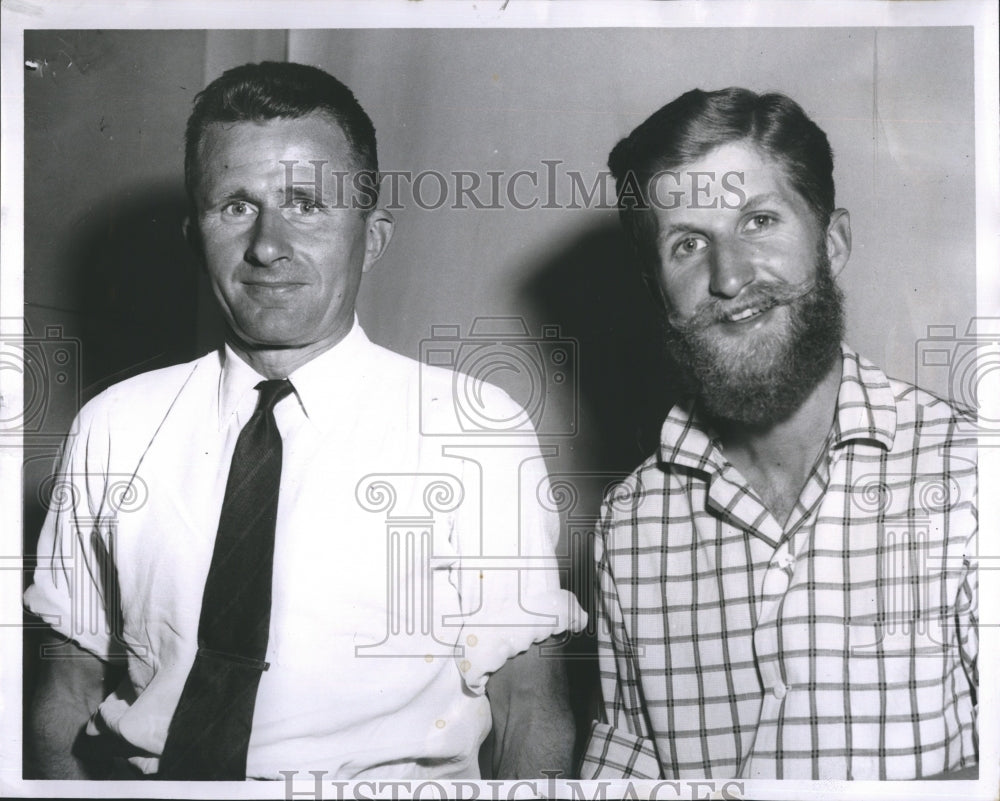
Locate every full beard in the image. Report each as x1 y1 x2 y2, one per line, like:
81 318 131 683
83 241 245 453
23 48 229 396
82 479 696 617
662 250 845 427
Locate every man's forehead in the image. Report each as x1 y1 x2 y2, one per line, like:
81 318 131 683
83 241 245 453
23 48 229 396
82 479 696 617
649 140 802 220
196 114 354 167
667 141 790 193
675 140 770 173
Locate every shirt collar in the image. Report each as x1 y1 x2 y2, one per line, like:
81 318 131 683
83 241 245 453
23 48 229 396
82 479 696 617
218 317 371 432
286 319 370 435
218 344 265 430
657 400 726 474
830 344 897 449
658 343 897 470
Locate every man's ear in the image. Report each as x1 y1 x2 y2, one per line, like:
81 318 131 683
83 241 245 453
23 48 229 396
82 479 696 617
361 209 395 273
825 208 851 278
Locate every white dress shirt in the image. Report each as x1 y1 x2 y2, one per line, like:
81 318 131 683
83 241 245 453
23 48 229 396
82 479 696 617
25 321 584 778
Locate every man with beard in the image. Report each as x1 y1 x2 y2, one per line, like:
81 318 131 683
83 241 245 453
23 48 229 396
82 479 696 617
579 88 978 781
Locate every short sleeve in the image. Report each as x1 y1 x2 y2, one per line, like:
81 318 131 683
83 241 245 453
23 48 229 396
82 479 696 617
442 386 586 692
23 399 118 661
581 490 661 778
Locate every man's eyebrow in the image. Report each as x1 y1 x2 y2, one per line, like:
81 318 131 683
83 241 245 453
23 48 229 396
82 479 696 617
211 187 259 203
738 191 784 211
281 185 323 198
658 222 702 242
212 186 319 203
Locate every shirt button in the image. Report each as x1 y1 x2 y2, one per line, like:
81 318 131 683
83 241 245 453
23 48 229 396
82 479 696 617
772 682 789 700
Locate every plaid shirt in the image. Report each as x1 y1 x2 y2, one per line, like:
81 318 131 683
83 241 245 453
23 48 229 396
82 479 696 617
580 346 978 780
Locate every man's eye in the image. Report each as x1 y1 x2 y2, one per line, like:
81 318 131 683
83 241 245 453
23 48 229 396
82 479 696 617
676 236 707 256
744 214 775 231
222 201 255 217
296 200 322 214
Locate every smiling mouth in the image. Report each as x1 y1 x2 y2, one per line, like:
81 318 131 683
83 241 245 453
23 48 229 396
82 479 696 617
723 305 771 323
243 281 306 291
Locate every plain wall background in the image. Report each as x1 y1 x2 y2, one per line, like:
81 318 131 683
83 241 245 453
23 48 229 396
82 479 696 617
23 28 977 452
288 27 976 482
21 25 977 758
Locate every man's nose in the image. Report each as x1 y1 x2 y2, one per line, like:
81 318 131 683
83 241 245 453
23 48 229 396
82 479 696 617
708 240 755 298
245 209 292 266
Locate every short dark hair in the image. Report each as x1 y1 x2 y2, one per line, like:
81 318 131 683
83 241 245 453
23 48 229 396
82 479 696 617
609 88 835 283
184 61 379 207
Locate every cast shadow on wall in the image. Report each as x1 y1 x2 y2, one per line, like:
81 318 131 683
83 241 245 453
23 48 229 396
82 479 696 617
74 184 206 398
517 220 680 763
23 184 211 546
23 182 215 775
519 220 678 481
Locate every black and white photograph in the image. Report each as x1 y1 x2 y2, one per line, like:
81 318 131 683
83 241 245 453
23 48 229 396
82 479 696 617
1 2 998 799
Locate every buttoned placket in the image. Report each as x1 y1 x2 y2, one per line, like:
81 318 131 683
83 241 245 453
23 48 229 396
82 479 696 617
705 434 835 778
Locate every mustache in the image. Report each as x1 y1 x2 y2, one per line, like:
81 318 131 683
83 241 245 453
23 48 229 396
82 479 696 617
665 278 818 334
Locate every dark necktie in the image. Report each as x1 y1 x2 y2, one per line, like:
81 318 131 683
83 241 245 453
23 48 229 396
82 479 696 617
158 378 294 780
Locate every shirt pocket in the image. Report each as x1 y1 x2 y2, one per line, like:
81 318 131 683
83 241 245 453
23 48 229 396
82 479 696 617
846 618 919 659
